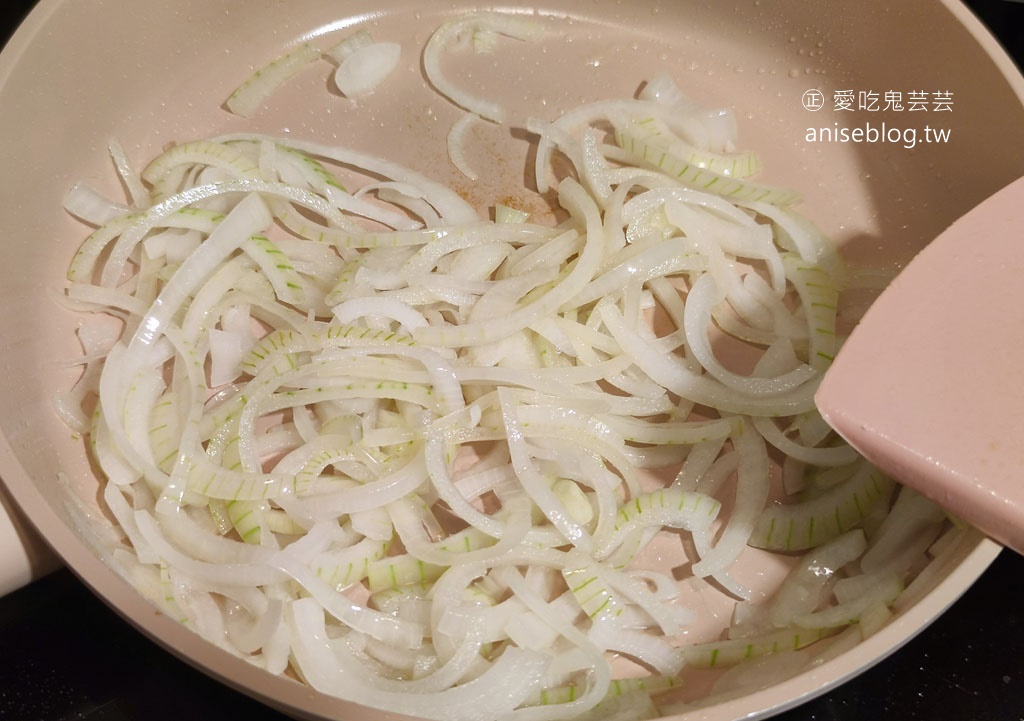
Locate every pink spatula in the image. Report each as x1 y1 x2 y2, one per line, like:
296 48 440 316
816 176 1024 556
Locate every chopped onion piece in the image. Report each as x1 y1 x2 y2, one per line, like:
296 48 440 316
333 41 401 98
225 43 323 118
447 113 481 180
423 11 544 123
325 28 374 64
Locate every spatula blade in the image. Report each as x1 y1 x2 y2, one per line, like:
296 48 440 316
816 176 1024 555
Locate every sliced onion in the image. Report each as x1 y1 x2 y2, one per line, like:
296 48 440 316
224 43 323 118
447 113 481 180
56 16 934 720
333 41 401 98
423 11 544 123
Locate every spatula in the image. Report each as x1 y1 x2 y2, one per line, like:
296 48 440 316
815 175 1024 555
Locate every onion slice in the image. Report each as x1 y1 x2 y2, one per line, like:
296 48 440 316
334 42 402 98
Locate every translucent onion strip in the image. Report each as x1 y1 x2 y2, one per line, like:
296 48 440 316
423 11 545 123
56 19 942 720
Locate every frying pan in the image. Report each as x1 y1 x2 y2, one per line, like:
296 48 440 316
0 1 1021 719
